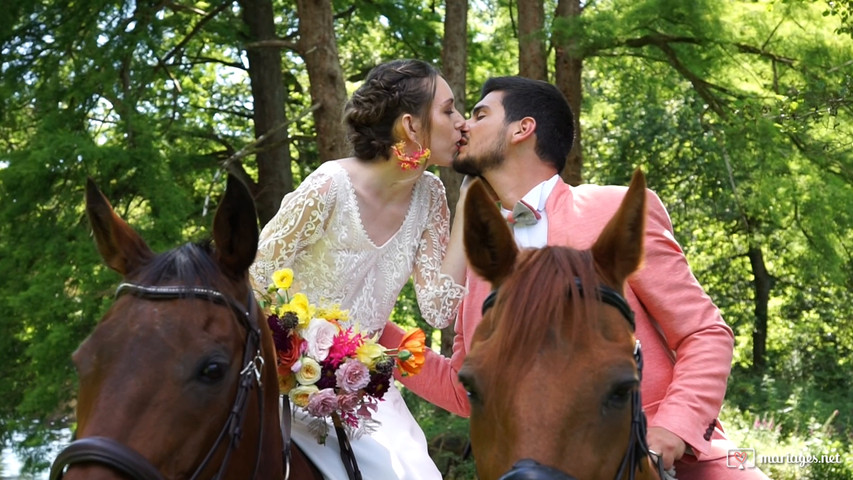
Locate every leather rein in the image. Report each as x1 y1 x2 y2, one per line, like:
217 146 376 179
49 282 270 480
482 278 668 480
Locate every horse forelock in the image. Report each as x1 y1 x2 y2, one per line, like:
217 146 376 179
133 240 223 290
474 246 604 412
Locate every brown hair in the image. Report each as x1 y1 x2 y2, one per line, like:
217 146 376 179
344 59 439 161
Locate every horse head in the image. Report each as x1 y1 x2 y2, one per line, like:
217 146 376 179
459 169 660 480
51 175 282 480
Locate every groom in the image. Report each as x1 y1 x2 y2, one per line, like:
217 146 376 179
381 76 768 479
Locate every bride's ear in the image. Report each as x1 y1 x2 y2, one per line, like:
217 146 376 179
397 113 421 142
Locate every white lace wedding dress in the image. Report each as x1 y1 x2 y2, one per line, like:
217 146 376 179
249 160 466 480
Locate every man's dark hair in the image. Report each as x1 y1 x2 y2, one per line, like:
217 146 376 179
481 77 575 172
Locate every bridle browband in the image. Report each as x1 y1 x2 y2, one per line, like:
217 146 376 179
481 277 636 329
483 278 667 480
49 282 267 480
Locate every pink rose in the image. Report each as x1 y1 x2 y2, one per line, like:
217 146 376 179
337 392 361 413
306 388 338 417
335 359 370 393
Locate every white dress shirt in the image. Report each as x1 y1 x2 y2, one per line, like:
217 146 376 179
498 175 559 248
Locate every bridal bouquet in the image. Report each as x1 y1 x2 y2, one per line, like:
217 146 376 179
258 268 426 443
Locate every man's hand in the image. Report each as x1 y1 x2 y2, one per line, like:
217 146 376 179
647 426 686 470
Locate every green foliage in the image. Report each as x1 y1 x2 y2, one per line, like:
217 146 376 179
335 0 444 65
582 0 853 377
722 404 853 480
824 0 853 38
465 0 520 102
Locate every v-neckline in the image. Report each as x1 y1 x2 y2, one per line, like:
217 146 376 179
335 162 421 249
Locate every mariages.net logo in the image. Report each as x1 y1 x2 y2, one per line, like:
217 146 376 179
727 448 843 469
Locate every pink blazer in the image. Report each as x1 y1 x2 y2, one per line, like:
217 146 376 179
380 180 734 459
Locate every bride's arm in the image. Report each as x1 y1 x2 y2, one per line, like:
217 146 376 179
439 175 473 287
410 174 468 329
249 170 335 293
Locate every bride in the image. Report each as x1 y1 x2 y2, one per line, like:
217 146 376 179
249 59 468 480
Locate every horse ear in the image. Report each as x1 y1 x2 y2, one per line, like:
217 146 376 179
463 178 518 287
591 168 646 286
85 178 155 276
212 174 259 279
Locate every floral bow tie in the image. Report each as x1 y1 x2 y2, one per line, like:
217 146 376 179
505 199 542 226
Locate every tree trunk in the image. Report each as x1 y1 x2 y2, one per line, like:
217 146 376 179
748 246 770 371
239 0 292 225
554 0 583 186
518 0 547 80
439 0 469 358
296 0 349 163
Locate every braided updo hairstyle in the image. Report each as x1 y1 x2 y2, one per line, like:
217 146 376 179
344 59 439 161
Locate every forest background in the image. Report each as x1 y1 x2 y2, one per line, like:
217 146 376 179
1 0 852 478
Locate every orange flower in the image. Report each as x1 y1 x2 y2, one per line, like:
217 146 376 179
277 334 302 372
396 328 426 376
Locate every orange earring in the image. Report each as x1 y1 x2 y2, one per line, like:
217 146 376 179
392 140 431 170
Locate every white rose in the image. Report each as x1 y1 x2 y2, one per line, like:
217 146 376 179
289 385 319 408
295 357 322 385
304 318 339 362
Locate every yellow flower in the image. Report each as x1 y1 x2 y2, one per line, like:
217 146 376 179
278 373 297 394
356 341 386 368
295 357 322 385
289 385 318 408
280 293 314 328
317 304 349 322
273 268 294 290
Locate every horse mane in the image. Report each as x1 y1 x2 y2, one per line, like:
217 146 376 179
473 245 604 412
134 240 223 290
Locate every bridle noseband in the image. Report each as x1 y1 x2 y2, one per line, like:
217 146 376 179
484 278 667 480
49 282 266 480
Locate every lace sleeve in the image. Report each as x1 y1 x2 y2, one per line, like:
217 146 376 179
412 176 467 329
249 170 334 292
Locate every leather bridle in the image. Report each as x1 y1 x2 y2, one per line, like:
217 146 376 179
482 278 667 480
49 282 267 480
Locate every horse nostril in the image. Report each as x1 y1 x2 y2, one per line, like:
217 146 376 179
498 459 578 480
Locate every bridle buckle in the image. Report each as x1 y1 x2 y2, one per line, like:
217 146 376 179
241 352 265 387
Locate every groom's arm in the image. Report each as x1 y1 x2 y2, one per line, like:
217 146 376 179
379 317 471 417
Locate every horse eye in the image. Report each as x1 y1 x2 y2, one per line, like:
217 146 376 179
198 361 228 384
465 386 479 402
458 370 480 404
605 382 635 410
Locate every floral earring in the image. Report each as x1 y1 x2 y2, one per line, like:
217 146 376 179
392 140 431 171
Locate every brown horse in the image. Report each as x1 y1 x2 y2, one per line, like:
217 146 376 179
459 170 664 480
50 175 321 480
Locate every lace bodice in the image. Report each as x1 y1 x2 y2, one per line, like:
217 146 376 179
249 161 466 336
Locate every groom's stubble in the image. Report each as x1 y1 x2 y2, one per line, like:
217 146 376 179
452 130 508 177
